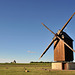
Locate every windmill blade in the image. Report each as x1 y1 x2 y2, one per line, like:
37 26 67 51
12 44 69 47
39 38 56 59
56 36 75 52
39 23 57 59
58 12 75 34
41 23 56 35
41 22 75 52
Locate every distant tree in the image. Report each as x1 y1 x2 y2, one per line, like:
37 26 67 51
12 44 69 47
30 61 33 63
11 60 16 63
40 61 43 63
14 60 16 63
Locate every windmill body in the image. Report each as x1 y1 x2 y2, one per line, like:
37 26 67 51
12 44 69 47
39 12 75 70
54 31 73 62
39 12 75 62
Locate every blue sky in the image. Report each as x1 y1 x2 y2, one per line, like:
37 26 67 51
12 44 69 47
0 0 75 63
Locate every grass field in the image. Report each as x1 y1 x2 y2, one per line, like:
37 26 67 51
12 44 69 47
0 63 75 75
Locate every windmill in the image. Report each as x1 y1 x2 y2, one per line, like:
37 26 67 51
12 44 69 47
39 12 75 62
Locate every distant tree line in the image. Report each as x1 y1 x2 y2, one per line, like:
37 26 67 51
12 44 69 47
30 61 52 63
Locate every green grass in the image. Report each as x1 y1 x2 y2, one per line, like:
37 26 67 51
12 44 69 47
0 63 75 75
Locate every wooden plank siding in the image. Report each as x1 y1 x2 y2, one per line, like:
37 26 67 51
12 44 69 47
54 39 65 61
54 38 73 61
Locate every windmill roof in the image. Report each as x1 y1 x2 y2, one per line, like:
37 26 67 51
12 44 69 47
61 32 73 41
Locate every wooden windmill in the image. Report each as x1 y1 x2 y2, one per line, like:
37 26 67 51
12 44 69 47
39 12 75 62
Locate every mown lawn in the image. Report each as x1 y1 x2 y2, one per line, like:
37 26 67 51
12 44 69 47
0 63 75 75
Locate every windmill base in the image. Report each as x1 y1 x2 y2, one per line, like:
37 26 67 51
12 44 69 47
52 62 75 70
